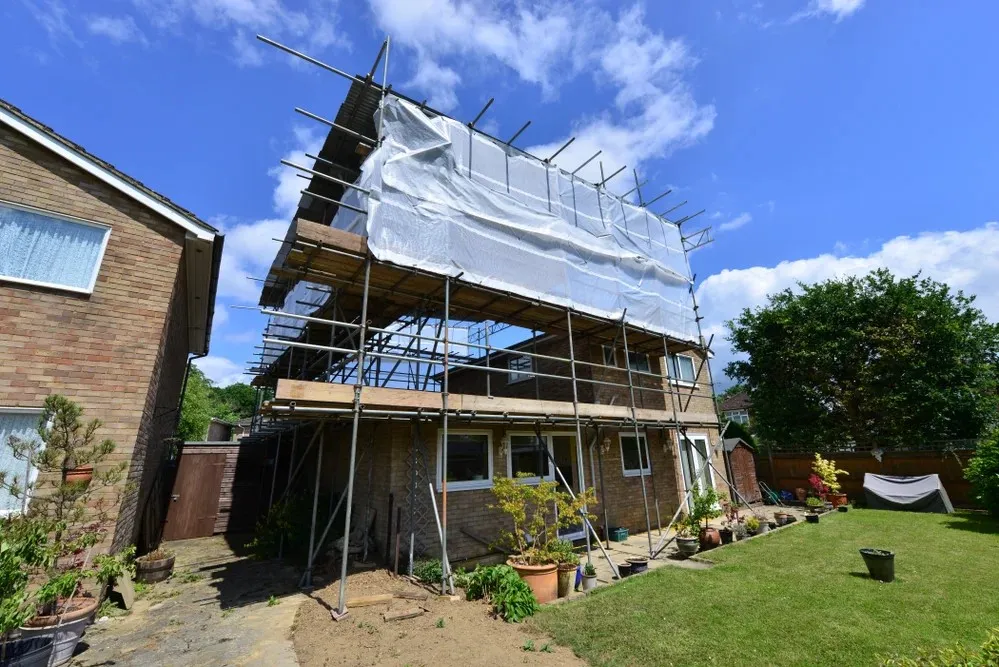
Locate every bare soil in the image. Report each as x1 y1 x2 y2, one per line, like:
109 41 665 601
293 570 585 667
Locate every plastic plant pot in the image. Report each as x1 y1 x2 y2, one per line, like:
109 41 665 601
626 557 648 574
860 548 895 582
838 505 849 512
0 636 53 667
616 562 632 579
806 513 820 524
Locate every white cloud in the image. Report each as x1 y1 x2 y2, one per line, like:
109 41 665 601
718 212 752 232
86 15 148 44
195 355 250 386
131 0 350 64
368 2 714 183
22 0 78 46
791 0 865 22
697 224 999 387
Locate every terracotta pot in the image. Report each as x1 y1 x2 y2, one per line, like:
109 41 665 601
508 560 557 604
698 526 721 551
794 488 807 502
64 466 93 485
135 554 175 584
21 596 99 667
828 493 847 508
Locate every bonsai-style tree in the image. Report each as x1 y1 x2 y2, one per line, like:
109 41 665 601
1 395 129 616
491 474 595 566
812 453 848 494
688 488 723 530
0 515 57 654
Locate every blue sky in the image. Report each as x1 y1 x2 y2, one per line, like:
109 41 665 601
4 0 998 387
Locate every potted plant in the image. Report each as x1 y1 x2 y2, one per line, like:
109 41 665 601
774 510 790 526
813 453 849 507
546 539 578 599
755 515 770 535
719 524 733 545
134 549 176 584
732 521 748 541
674 516 700 557
859 548 895 583
690 489 723 551
581 562 597 592
744 515 761 535
2 395 128 667
491 474 595 604
0 515 56 667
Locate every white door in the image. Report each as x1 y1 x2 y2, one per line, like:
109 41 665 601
678 433 715 508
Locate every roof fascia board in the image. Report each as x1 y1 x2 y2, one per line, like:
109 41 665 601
0 106 215 241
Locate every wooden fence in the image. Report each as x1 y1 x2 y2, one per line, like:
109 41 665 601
756 449 977 507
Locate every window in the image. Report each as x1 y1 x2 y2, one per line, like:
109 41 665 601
507 434 552 483
437 431 493 491
602 345 618 367
724 409 750 426
507 355 532 384
0 201 110 293
0 408 43 515
619 432 651 477
668 354 697 383
627 352 650 372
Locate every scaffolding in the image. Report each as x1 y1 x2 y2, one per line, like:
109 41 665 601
243 33 728 620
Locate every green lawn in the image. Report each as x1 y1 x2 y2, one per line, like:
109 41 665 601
534 510 999 666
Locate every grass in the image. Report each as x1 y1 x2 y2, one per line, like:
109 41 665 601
534 510 999 666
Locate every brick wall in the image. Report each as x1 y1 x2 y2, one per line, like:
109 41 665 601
0 127 190 551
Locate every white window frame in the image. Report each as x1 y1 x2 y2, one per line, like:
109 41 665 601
436 429 494 491
678 431 716 501
619 432 651 478
668 353 697 386
506 432 555 484
0 198 112 295
602 345 618 367
506 354 532 384
0 406 45 516
724 409 750 425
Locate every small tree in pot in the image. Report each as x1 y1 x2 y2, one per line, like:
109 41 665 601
689 488 723 550
491 474 595 604
1 395 129 666
812 453 849 507
0 515 58 665
674 514 700 557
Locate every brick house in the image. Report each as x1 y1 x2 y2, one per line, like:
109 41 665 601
719 390 752 426
0 99 224 551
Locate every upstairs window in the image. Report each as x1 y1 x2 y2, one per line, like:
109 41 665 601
602 346 618 367
507 355 532 384
0 202 110 294
627 352 650 372
724 409 750 426
668 354 697 383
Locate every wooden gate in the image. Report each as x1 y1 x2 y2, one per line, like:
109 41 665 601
162 449 226 541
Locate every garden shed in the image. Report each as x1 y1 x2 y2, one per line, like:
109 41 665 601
723 437 762 503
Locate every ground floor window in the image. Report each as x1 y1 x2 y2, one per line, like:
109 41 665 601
619 432 651 477
507 434 552 482
437 431 493 491
0 408 43 515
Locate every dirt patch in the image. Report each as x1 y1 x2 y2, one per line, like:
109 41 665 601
293 570 584 667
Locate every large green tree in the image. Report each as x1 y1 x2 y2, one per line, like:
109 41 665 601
177 367 257 441
726 269 999 451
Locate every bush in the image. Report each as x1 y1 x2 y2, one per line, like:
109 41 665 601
461 564 539 622
412 559 443 584
965 432 999 516
880 627 999 665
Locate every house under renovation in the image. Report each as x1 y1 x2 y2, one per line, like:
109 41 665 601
243 36 730 616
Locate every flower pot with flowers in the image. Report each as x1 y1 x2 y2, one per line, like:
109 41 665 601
491 474 595 605
812 453 849 507
674 515 700 557
1 395 130 667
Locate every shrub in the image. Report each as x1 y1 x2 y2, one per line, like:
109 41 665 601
545 539 578 566
689 488 722 529
745 515 760 532
880 627 999 665
812 453 848 493
413 559 443 584
462 564 539 622
965 431 999 516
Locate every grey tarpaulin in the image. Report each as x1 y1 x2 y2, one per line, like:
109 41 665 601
863 474 954 513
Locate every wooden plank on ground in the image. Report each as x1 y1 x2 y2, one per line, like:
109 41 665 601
346 594 394 607
383 607 424 622
393 591 430 601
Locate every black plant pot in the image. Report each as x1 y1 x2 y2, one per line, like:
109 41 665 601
860 548 895 582
626 557 649 574
719 528 733 545
806 513 820 524
616 562 632 578
0 636 53 667
838 505 849 512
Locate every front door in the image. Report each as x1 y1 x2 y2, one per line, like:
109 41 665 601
552 435 585 540
163 450 226 541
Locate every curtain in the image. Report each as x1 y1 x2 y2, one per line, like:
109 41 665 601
0 411 42 514
0 203 108 291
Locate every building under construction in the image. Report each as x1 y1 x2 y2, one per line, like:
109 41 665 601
245 35 728 617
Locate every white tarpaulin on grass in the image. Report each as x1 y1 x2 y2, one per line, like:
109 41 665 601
329 96 698 342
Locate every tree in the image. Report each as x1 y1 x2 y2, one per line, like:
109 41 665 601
177 367 258 441
726 269 999 451
965 429 999 516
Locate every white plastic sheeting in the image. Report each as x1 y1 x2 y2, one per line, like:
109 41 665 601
330 96 697 342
